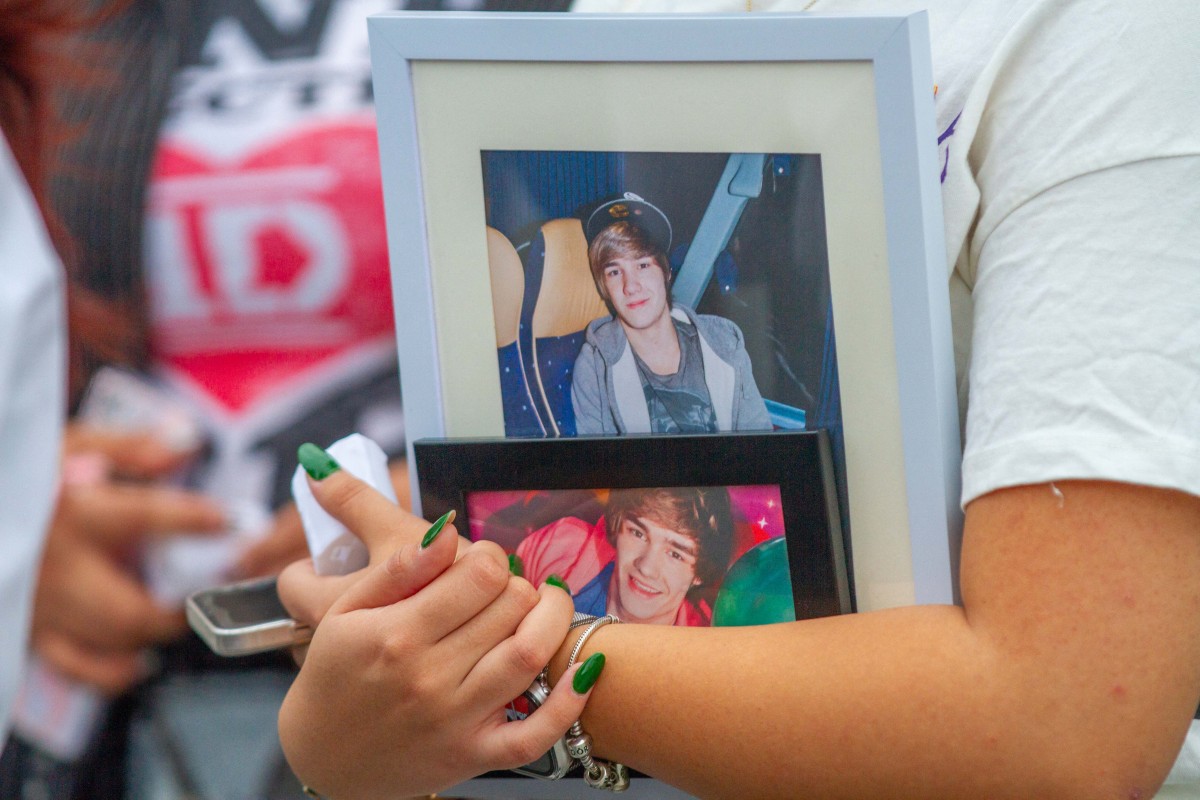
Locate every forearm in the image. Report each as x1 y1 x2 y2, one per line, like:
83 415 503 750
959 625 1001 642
552 607 1001 798
552 606 1186 799
550 482 1200 799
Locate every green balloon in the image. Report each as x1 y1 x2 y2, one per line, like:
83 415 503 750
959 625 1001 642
712 537 797 627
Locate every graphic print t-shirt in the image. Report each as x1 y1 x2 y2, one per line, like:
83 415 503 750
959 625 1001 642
633 320 719 434
144 0 406 539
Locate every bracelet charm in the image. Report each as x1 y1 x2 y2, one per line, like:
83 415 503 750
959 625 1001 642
564 613 628 792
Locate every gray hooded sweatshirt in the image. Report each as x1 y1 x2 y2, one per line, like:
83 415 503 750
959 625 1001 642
570 304 772 435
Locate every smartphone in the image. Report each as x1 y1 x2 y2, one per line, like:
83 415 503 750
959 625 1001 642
186 577 312 657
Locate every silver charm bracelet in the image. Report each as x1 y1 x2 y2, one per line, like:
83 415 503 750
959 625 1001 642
564 614 629 791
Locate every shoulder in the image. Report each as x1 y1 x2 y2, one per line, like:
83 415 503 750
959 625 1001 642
516 515 612 586
951 0 1200 504
938 0 1200 264
581 315 627 362
682 308 747 354
520 516 594 550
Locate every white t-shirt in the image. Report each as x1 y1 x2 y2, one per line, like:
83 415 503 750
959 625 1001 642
570 0 1200 503
574 0 1200 790
0 134 66 735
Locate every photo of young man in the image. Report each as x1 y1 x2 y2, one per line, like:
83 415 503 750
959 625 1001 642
513 486 737 626
479 151 845 531
571 194 771 434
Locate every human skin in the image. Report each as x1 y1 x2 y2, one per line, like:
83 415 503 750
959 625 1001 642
31 424 226 693
608 514 701 625
544 480 1200 799
32 425 407 694
276 470 596 799
601 253 680 375
233 460 411 579
280 475 1200 799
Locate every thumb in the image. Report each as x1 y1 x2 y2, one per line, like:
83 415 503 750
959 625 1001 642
277 558 362 629
232 504 307 579
333 510 459 614
483 655 604 773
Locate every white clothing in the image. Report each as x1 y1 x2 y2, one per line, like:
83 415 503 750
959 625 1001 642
570 0 1200 503
575 0 1200 789
0 134 66 735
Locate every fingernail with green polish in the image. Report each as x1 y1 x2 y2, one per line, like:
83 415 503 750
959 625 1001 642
508 553 524 577
298 443 340 481
421 509 456 549
573 652 606 694
545 574 570 594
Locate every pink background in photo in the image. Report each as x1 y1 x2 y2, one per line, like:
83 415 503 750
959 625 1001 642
466 484 784 570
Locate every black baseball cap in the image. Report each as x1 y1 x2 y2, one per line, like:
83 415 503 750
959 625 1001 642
584 192 673 253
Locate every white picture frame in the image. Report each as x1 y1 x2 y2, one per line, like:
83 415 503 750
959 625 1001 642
369 9 959 617
369 11 961 798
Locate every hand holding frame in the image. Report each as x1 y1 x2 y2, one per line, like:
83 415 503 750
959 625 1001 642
277 457 596 798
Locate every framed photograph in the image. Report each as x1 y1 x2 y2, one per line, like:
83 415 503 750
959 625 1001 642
369 11 962 622
417 430 847 795
415 431 850 625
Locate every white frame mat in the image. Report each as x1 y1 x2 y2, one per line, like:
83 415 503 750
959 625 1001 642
368 9 959 623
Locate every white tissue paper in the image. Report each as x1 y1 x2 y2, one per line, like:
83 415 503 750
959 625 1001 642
292 433 398 575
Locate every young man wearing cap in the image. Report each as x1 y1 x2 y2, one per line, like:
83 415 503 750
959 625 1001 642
570 199 771 435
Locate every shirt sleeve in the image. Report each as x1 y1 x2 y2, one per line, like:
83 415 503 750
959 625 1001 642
516 516 608 589
0 136 65 732
957 0 1200 504
963 156 1200 504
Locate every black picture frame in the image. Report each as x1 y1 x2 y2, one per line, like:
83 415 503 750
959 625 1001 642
414 430 852 620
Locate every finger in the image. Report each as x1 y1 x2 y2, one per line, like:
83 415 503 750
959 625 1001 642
388 460 412 510
462 580 574 708
383 539 512 646
32 630 149 696
438 576 542 680
61 452 113 487
277 558 363 629
333 514 461 615
298 447 436 555
42 547 186 650
66 424 196 478
289 641 310 668
61 483 226 546
280 527 464 675
478 659 598 773
232 504 308 579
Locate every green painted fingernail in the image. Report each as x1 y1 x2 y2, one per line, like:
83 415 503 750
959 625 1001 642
421 510 455 549
545 574 569 593
509 553 524 577
573 652 606 694
298 443 340 481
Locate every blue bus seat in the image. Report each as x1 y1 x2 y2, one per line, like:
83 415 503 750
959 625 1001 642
527 218 610 437
486 226 544 437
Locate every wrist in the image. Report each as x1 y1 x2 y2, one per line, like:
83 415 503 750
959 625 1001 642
547 630 576 688
561 614 627 790
547 613 602 688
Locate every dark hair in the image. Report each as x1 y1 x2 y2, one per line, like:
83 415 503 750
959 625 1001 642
0 0 135 400
587 220 671 306
0 0 89 219
605 486 734 590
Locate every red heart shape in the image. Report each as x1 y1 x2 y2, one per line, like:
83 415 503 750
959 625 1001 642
146 122 394 412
